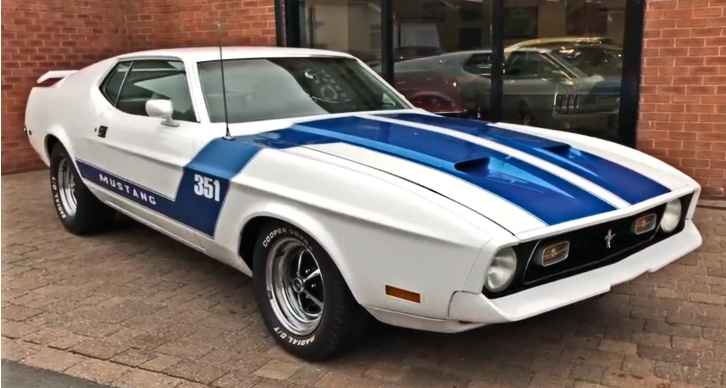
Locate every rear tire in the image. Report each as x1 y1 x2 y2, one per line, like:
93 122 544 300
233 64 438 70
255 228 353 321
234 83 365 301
49 143 115 235
252 220 370 361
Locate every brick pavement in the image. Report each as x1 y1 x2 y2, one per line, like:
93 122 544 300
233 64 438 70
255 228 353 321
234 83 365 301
2 170 726 388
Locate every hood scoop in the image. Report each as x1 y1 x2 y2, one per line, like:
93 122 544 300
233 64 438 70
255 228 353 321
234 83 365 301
542 143 572 157
454 157 491 176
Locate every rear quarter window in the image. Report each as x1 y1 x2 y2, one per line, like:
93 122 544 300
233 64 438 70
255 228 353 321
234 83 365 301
99 62 131 104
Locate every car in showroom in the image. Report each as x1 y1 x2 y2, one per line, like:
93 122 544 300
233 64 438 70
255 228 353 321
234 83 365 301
382 44 622 136
24 47 703 361
376 52 493 119
500 46 622 135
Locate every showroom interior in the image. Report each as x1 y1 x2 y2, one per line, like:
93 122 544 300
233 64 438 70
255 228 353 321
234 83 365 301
276 0 642 146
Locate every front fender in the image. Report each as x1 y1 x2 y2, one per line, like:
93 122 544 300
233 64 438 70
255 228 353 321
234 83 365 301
212 147 513 319
236 203 353 290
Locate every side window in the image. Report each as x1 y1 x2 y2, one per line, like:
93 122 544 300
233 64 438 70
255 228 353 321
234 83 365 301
100 62 131 104
506 52 562 78
115 60 197 122
462 53 492 76
526 53 565 77
504 52 527 77
564 48 597 68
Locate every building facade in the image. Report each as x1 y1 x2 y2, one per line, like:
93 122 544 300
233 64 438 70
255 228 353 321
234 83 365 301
1 0 724 197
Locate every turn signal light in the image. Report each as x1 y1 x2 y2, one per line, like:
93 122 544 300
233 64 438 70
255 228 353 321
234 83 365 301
385 285 421 304
633 214 657 235
536 241 570 267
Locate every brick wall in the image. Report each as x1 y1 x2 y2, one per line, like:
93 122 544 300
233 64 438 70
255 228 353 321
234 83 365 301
0 0 276 174
125 0 276 50
640 0 726 198
1 0 127 173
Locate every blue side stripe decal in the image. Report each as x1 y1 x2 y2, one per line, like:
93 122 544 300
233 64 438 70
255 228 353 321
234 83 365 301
379 113 671 204
276 116 616 225
174 140 264 236
75 138 271 237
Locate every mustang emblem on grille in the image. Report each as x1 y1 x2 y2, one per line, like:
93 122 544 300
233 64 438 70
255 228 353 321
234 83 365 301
604 229 616 249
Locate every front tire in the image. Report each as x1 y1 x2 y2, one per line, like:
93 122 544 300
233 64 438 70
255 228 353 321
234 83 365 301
252 221 369 361
49 143 115 235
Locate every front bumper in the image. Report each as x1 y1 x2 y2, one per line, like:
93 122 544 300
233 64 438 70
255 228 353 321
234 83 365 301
449 220 701 326
365 219 701 333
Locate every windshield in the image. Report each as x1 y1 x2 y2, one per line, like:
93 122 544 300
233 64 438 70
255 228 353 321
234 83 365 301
197 57 409 123
549 46 623 77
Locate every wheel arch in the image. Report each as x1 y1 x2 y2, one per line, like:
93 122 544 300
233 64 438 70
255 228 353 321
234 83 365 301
43 127 76 164
238 215 275 271
236 206 362 304
45 134 60 159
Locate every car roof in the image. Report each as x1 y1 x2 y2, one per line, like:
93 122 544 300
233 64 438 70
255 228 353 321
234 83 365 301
114 47 356 62
535 42 623 50
507 36 611 50
419 47 547 57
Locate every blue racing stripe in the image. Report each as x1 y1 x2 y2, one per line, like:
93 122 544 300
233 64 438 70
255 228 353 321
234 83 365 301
379 113 671 204
75 114 621 232
269 116 616 225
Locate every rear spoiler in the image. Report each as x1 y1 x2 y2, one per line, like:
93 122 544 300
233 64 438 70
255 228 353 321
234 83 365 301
37 70 77 84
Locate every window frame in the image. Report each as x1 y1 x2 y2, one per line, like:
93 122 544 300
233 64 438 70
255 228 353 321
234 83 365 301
99 61 132 106
97 57 202 124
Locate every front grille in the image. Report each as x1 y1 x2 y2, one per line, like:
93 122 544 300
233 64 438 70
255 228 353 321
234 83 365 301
555 93 619 114
483 193 694 299
554 94 582 114
521 203 665 285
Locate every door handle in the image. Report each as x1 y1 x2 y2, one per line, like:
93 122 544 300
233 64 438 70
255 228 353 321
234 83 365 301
96 125 108 138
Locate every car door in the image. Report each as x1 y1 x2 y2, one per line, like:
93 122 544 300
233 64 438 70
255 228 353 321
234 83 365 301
79 58 209 249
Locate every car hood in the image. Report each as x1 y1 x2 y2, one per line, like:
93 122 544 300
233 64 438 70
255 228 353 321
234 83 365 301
257 111 693 236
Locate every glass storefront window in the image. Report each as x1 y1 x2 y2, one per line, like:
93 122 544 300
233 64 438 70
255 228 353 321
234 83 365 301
287 0 635 144
301 0 383 64
500 0 625 142
382 0 494 119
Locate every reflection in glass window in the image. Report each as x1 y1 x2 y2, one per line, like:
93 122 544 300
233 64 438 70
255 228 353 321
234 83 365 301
549 45 623 77
386 0 494 119
501 0 625 142
462 53 493 77
197 57 408 124
303 0 382 64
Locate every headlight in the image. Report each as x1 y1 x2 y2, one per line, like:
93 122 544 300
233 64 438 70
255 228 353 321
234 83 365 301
660 199 682 233
485 247 518 292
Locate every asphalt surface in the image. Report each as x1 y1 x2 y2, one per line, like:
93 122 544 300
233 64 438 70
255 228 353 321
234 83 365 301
1 360 113 388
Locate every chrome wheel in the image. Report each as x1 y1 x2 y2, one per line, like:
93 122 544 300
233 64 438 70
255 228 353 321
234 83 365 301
57 158 77 216
265 237 324 336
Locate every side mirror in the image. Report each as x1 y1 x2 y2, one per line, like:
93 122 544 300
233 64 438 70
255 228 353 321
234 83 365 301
146 99 179 127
